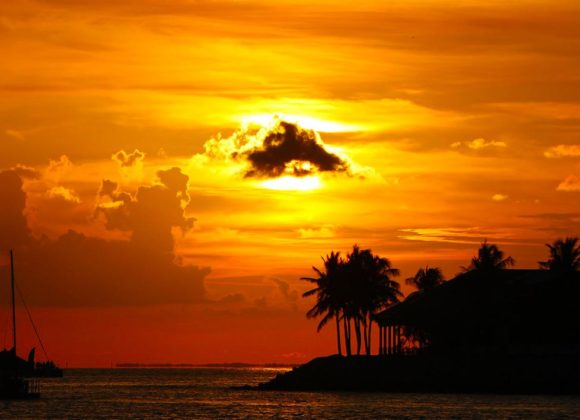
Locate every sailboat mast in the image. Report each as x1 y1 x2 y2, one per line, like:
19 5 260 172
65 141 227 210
10 250 16 354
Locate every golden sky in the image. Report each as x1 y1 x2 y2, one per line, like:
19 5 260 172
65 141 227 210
0 0 579 366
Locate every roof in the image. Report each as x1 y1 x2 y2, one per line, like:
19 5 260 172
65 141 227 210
374 269 580 327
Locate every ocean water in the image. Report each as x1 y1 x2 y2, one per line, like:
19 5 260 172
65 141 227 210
2 368 580 419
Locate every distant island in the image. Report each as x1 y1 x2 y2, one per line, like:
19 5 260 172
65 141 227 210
255 238 580 393
116 362 296 369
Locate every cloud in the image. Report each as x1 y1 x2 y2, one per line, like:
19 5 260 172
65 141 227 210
4 129 25 141
557 175 580 192
544 144 580 158
99 179 119 197
112 149 145 167
272 278 299 302
203 118 350 179
47 185 81 203
492 194 508 201
156 166 189 199
0 170 32 250
399 227 505 245
0 169 209 307
451 138 507 154
298 226 335 239
46 155 73 182
10 165 40 179
97 167 195 251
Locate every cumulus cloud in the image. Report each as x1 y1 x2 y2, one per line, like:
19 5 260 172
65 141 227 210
0 169 209 307
46 155 73 181
544 144 580 158
112 149 145 167
99 179 119 197
0 170 32 250
203 119 350 178
41 156 79 209
47 185 81 203
10 165 40 179
97 167 195 252
557 175 580 192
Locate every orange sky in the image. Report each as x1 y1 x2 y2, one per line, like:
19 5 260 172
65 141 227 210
0 0 579 367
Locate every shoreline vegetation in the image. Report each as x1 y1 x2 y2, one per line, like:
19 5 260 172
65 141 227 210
253 238 580 393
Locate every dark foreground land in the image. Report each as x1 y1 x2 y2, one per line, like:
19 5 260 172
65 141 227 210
256 354 580 394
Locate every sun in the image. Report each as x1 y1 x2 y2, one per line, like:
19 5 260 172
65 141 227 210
260 175 322 191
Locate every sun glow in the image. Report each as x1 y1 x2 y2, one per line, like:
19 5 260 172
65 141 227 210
260 176 322 191
240 113 359 133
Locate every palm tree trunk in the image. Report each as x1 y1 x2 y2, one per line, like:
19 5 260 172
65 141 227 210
343 316 352 356
354 317 362 355
362 317 369 355
335 313 342 356
366 314 373 355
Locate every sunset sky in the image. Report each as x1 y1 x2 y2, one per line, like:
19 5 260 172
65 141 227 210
1 0 579 367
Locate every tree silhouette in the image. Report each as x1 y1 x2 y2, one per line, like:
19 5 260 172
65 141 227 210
539 237 580 273
463 240 514 272
302 245 402 357
406 266 445 292
346 245 401 355
302 251 348 356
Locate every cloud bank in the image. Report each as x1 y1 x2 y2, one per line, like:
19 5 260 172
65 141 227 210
0 168 209 307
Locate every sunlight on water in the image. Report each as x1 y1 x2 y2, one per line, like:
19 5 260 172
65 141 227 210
2 369 580 419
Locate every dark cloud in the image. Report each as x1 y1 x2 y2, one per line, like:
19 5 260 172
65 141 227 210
157 167 189 198
97 167 194 252
0 169 209 307
241 121 349 178
0 170 32 250
99 179 118 197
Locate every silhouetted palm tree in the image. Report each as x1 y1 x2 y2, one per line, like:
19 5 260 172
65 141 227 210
463 240 514 272
539 237 580 273
302 251 347 356
344 245 366 355
302 245 401 357
406 266 445 292
346 245 401 355
363 252 402 355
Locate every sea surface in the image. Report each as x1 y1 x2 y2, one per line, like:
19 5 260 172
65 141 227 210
2 368 580 419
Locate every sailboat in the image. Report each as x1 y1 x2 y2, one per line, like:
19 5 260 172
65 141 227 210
0 251 40 399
